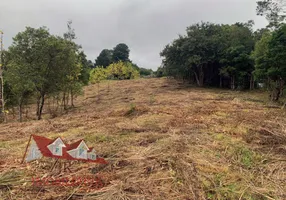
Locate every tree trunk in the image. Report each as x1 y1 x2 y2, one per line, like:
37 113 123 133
220 76 222 88
65 91 69 108
271 87 280 101
250 74 254 90
252 78 255 90
271 80 280 101
25 106 29 119
231 76 235 90
267 77 271 91
279 79 284 97
189 70 192 84
194 72 200 86
199 65 204 87
37 94 45 120
62 92 67 110
18 97 23 122
70 88 74 107
36 95 41 116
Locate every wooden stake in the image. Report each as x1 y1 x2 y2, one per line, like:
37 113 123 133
21 134 32 164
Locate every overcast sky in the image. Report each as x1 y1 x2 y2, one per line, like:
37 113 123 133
1 0 267 70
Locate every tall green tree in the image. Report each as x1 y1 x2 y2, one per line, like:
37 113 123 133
7 27 80 120
63 20 83 108
220 22 255 89
160 21 255 89
5 52 34 122
112 43 130 62
267 25 286 100
257 0 286 27
253 32 272 86
253 24 286 101
95 49 113 68
78 51 91 85
7 27 50 120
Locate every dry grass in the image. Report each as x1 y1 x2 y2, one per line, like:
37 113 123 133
0 78 286 199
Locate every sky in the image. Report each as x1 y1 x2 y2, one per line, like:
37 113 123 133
0 0 268 70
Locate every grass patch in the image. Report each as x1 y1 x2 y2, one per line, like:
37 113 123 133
84 133 113 143
228 144 262 168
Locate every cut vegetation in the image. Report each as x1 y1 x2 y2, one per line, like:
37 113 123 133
0 78 285 200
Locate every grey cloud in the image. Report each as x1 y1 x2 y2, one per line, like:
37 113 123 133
0 0 267 70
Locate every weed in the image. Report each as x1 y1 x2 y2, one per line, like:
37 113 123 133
215 133 225 140
126 103 136 115
228 144 262 168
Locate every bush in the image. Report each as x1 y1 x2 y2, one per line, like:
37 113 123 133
106 61 139 80
89 67 107 84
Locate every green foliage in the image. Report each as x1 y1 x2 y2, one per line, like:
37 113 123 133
89 67 107 84
112 43 130 62
253 32 272 81
161 21 255 88
4 25 85 120
95 49 113 68
106 61 139 80
253 24 286 101
84 134 113 143
78 51 92 85
257 0 286 27
89 61 140 86
268 24 286 80
155 67 165 77
139 68 153 76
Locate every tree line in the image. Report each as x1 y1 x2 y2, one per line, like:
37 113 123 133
1 22 92 121
0 22 145 122
160 0 286 102
94 44 153 77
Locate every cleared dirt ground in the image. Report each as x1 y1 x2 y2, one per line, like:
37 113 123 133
0 78 286 200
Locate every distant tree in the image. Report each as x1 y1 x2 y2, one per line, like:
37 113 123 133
87 60 94 68
161 21 255 88
78 51 91 85
257 0 286 27
95 49 113 68
220 22 255 89
155 67 165 77
253 24 286 101
131 63 140 71
7 27 81 120
129 63 152 76
139 68 153 76
89 67 107 98
5 55 34 122
112 43 130 62
63 20 83 108
254 28 271 41
253 32 272 87
7 27 49 120
161 22 226 86
106 61 139 80
89 67 107 84
267 25 286 100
